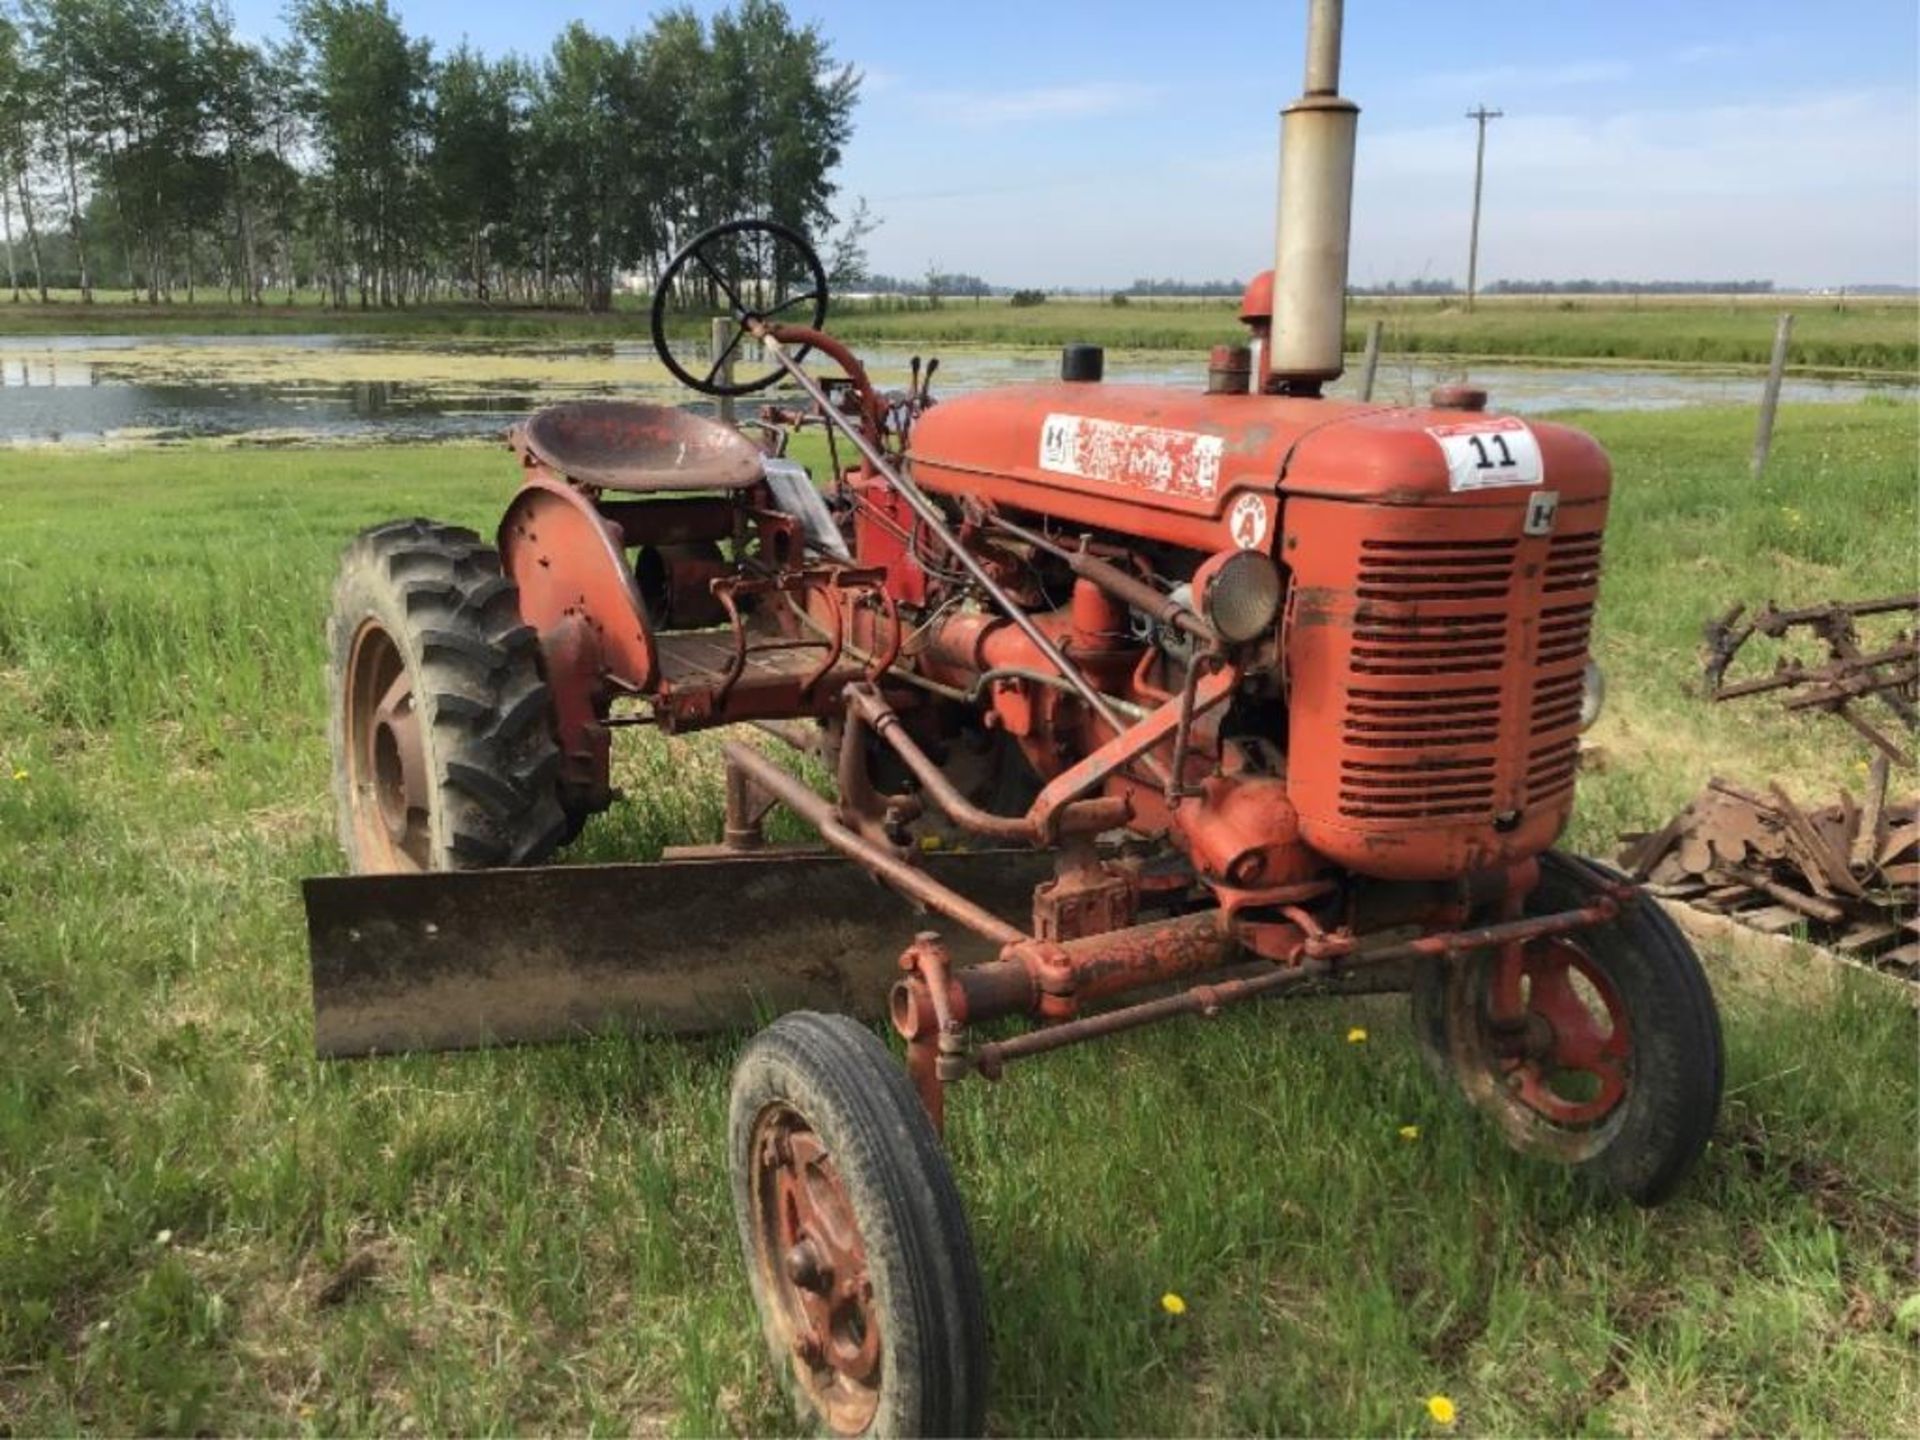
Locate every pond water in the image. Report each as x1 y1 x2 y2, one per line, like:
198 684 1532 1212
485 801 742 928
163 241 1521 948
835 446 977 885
0 333 1911 448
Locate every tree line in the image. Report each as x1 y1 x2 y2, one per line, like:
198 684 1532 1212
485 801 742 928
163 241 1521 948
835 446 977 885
1486 279 1774 295
0 0 860 310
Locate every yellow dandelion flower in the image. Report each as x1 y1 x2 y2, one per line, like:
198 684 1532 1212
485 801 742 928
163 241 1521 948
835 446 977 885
9 768 25 782
1426 1394 1457 1426
1399 1124 1421 1141
1159 1292 1187 1316
1346 1026 1369 1044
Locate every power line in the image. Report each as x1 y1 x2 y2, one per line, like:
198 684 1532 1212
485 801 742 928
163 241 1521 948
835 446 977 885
1465 105 1503 312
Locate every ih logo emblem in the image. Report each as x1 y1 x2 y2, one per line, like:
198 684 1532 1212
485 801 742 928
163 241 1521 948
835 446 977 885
1524 490 1559 537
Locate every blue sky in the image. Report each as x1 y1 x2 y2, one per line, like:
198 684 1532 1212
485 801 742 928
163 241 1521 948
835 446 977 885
232 0 1919 288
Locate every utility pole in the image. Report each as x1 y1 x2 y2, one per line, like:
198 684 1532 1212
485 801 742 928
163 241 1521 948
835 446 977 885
1465 105 1502 311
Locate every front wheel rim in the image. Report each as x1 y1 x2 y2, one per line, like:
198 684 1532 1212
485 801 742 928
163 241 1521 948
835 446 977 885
749 1102 882 1435
1491 937 1632 1127
1451 935 1634 1159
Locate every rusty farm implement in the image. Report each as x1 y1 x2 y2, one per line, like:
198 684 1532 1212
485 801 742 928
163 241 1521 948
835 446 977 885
302 3 1724 1431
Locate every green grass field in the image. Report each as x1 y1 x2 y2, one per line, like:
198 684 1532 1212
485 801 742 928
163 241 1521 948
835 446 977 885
1 402 1916 1434
833 296 1920 375
0 291 1913 375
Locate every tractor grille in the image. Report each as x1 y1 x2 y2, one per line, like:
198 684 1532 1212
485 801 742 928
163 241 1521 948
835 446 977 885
1282 477 1610 881
1304 527 1603 825
1524 529 1603 804
1337 538 1515 820
1543 529 1604 593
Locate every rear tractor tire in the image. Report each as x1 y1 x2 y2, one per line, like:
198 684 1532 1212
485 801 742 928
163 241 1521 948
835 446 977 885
1411 852 1723 1206
729 1013 987 1438
326 518 569 874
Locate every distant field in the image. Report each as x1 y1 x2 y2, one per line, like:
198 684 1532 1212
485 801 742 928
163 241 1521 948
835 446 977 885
0 402 1914 1434
832 296 1920 374
0 290 1912 374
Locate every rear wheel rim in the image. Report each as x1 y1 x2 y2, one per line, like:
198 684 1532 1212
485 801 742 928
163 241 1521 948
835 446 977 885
344 619 430 871
749 1102 882 1435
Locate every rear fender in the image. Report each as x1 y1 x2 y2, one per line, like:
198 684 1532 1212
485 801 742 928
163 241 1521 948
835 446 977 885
499 474 658 693
500 477 658 812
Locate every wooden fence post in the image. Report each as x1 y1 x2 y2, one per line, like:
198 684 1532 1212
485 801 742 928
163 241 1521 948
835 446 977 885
1752 312 1793 477
1359 318 1383 401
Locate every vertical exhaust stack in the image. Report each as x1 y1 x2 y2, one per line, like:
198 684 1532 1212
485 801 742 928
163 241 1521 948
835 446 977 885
1269 0 1359 392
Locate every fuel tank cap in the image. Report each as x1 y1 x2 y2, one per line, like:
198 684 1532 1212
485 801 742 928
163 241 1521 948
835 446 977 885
1061 344 1105 382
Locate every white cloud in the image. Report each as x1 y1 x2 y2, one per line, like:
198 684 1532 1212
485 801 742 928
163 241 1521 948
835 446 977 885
854 87 1917 289
1415 58 1632 97
1670 41 1748 65
853 64 902 95
1348 88 1920 283
1409 36 1784 101
910 80 1161 128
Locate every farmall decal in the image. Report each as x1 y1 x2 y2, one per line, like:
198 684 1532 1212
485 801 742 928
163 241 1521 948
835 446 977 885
1426 415 1545 492
1038 413 1225 498
1228 493 1271 550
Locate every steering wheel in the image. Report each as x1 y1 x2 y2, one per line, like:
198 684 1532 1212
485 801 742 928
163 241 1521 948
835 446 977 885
650 218 830 397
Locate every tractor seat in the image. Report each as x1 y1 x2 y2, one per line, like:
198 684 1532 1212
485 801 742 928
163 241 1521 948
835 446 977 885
520 401 765 492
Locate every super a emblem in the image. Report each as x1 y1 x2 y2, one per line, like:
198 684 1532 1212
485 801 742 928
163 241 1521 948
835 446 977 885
1228 493 1270 550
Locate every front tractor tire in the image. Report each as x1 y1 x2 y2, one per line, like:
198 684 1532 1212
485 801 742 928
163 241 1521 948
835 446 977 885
1412 853 1724 1206
730 1013 988 1438
326 518 568 874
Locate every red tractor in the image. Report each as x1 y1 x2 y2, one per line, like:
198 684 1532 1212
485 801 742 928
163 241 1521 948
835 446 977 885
307 5 1722 1432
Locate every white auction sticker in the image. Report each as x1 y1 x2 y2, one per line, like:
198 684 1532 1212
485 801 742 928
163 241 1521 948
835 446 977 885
1426 416 1545 492
1038 413 1224 498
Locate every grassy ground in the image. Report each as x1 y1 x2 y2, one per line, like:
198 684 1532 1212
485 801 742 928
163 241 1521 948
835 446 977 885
0 402 1915 1435
0 290 1913 375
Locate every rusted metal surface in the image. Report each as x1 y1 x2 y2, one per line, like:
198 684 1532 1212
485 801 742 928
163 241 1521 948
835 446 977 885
972 956 1335 1075
1281 486 1604 880
1429 383 1488 412
1437 943 1629 1166
1484 937 1630 1127
314 76 1652 1142
757 322 1138 747
1031 842 1139 942
747 1104 883 1432
1270 0 1357 388
1206 344 1252 395
598 496 735 549
1704 593 1919 765
963 897 1619 1078
722 740 1029 947
841 683 1127 846
519 400 766 492
341 618 429 872
1621 770 1920 981
500 472 658 692
1025 663 1238 836
908 382 1310 553
305 849 1053 1056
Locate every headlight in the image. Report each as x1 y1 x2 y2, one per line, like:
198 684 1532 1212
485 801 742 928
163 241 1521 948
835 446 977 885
1579 660 1606 731
1195 550 1283 644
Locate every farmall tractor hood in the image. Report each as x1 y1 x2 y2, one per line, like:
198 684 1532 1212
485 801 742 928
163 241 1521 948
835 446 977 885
907 383 1611 555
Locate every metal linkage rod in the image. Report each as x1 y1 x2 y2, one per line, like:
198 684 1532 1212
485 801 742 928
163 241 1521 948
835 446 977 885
751 323 1134 739
723 739 1027 948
